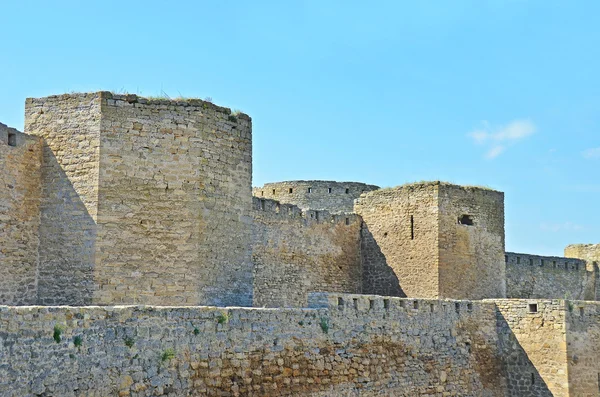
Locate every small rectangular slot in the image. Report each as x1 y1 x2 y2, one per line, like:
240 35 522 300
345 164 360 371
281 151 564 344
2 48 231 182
383 299 389 310
337 297 344 309
465 342 471 353
553 260 556 268
328 187 332 193
260 200 265 211
272 189 276 195
540 259 544 267
576 263 580 271
517 256 521 264
307 187 312 193
413 301 418 310
399 300 405 308
455 302 460 313
315 211 319 221
261 191 264 196
529 303 538 313
353 298 358 309
530 258 534 266
345 217 350 225
467 303 473 311
410 215 414 240
505 255 508 263
289 188 293 194
430 303 434 313
369 300 374 310
580 307 584 317
7 133 16 147
345 188 349 194
531 373 535 385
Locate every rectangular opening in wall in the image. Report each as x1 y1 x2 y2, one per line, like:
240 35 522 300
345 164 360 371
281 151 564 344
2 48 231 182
517 256 521 264
410 215 414 240
345 217 350 225
455 302 460 313
580 307 584 317
338 297 343 309
345 188 349 194
540 259 544 267
530 258 534 266
505 255 508 263
383 299 389 310
465 342 471 353
369 300 374 310
315 211 319 221
529 303 538 313
458 214 474 225
328 187 332 193
399 300 405 308
260 200 265 211
272 189 276 195
430 303 434 313
261 191 264 196
467 303 473 311
597 373 600 392
7 133 16 147
353 298 358 309
553 260 557 268
576 263 580 271
289 188 293 194
413 301 419 310
531 373 535 385
307 187 312 193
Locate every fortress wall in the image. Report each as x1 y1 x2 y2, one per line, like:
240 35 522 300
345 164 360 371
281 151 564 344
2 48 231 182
0 295 506 396
565 301 600 396
251 198 362 307
25 94 102 305
438 185 505 299
95 93 253 306
0 124 42 305
253 181 379 213
565 244 600 301
505 252 591 300
355 184 439 298
492 299 569 396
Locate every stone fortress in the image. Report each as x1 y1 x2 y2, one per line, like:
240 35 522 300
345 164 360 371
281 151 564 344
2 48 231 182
1 92 599 396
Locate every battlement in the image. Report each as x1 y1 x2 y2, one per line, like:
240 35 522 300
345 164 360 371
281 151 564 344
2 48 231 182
253 180 379 213
251 196 360 226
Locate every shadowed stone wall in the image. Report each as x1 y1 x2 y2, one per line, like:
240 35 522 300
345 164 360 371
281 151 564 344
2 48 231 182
0 124 42 305
252 197 362 307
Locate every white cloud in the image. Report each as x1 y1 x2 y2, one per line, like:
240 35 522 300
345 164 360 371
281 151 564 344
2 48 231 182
468 119 536 159
539 222 584 233
582 147 600 159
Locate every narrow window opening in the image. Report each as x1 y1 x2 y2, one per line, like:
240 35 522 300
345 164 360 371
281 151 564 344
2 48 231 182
272 189 276 195
517 256 521 264
315 211 319 221
540 259 544 267
458 214 474 225
7 133 16 147
465 342 471 353
337 297 344 309
383 232 388 238
597 373 600 392
345 217 350 225
353 298 358 309
455 302 460 313
410 215 414 240
530 258 534 266
430 303 434 313
467 303 473 312
579 307 584 317
529 303 538 313
383 299 389 310
310 213 314 218
345 188 349 194
289 188 293 194
307 187 312 193
576 263 580 271
553 260 557 268
413 301 419 310
531 373 535 385
260 200 265 211
399 300 405 308
288 207 292 215
505 255 508 264
369 300 374 310
565 262 569 270
261 191 264 196
328 187 332 193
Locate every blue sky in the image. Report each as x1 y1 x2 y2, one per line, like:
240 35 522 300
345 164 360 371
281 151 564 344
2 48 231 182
1 1 598 255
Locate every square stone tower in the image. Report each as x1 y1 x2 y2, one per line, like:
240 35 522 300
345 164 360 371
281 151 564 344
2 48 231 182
25 92 253 306
355 181 505 299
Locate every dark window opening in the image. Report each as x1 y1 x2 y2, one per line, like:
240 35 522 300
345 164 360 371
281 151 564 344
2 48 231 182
272 189 276 195
576 263 580 271
399 300 405 308
530 258 534 266
383 299 389 310
261 191 264 196
465 342 471 353
413 301 419 310
328 187 332 193
410 215 414 240
580 307 585 317
517 256 521 264
260 200 265 211
289 188 293 194
540 259 545 267
467 303 473 311
455 302 460 313
529 303 538 313
345 217 350 225
345 188 349 194
369 300 374 310
505 255 508 264
531 373 535 385
458 214 474 225
338 297 343 309
353 298 358 309
7 133 16 147
430 303 434 313
553 260 557 268
315 211 319 221
307 187 312 193
383 232 388 238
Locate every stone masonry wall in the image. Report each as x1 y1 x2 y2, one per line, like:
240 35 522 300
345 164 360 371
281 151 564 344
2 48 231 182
251 197 362 307
437 185 506 300
565 244 600 301
95 93 253 306
355 184 439 298
253 181 379 213
25 94 102 305
0 123 42 305
0 294 507 396
505 252 591 300
493 299 569 396
565 301 600 397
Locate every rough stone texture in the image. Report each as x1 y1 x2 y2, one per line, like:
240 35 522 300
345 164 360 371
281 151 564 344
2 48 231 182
355 182 505 300
24 92 253 306
0 123 42 305
505 252 591 300
25 94 102 305
253 181 379 213
251 198 362 307
0 294 507 397
493 299 569 396
565 244 600 301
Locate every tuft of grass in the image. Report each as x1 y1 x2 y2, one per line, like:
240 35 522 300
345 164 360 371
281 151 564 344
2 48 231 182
217 312 229 324
298 320 304 326
73 335 82 348
193 327 200 336
228 114 238 123
161 348 176 362
124 336 135 348
319 317 329 334
53 324 63 343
